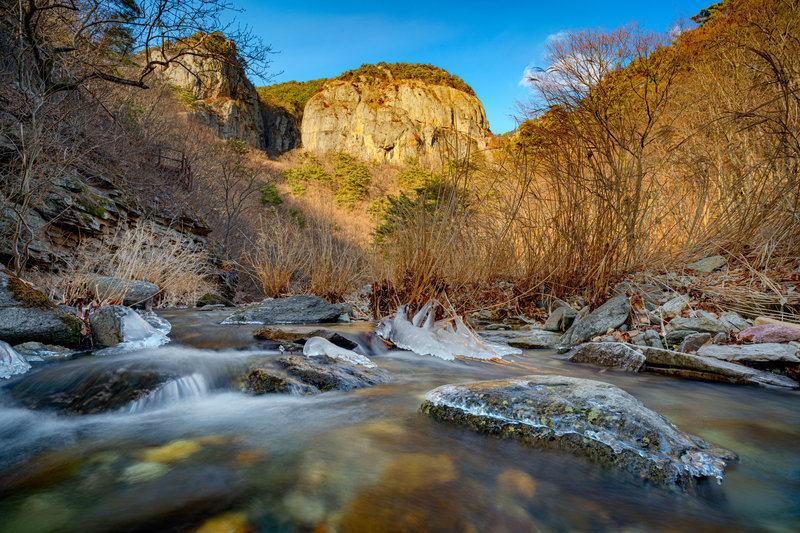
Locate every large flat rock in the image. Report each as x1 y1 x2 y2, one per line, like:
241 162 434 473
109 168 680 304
566 342 646 372
421 375 735 490
696 343 800 365
479 329 560 349
224 295 342 325
632 344 798 389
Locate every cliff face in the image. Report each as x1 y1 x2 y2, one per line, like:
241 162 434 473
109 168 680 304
301 78 490 162
159 53 265 150
260 104 301 156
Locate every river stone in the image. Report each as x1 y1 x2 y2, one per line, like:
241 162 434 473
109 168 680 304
0 272 84 348
679 333 711 353
244 354 390 395
196 293 234 307
420 375 736 489
688 255 727 273
7 360 173 414
12 342 73 360
543 307 577 332
479 329 560 349
566 343 646 372
1 340 31 379
558 295 631 347
224 295 342 325
89 276 160 308
753 316 800 331
631 345 798 389
88 305 159 348
720 311 751 333
253 326 358 350
736 324 800 344
696 344 800 365
666 315 728 335
658 295 690 319
665 329 698 347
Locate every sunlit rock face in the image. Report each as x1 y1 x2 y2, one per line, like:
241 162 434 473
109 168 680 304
158 49 265 150
302 78 490 163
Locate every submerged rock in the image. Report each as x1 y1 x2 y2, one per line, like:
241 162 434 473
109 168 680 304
224 295 342 325
244 354 389 395
420 375 736 490
7 361 173 414
1 340 31 379
565 343 646 372
558 295 631 347
696 343 800 365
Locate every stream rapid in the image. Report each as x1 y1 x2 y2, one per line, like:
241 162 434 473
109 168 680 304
0 308 798 532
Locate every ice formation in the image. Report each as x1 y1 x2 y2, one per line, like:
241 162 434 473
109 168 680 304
0 341 31 379
375 301 522 361
303 337 377 368
96 308 170 355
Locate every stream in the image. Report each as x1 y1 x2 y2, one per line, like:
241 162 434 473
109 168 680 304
0 308 798 532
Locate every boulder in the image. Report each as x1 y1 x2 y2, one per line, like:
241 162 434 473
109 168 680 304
687 255 727 273
89 276 160 309
632 345 798 389
558 295 631 347
0 272 84 348
420 375 736 489
679 333 711 353
696 344 800 365
666 315 728 335
196 293 234 308
1 340 31 379
737 324 800 344
565 343 645 372
88 305 167 348
243 354 389 395
223 295 342 325
542 306 577 332
479 329 560 349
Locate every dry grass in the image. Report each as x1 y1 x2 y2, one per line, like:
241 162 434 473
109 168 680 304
33 223 212 307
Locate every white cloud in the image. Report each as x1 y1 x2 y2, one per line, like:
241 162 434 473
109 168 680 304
546 30 569 44
519 30 570 88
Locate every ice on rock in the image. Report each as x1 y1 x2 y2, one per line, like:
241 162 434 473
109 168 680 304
303 337 377 368
376 302 522 361
96 308 170 355
1 340 31 379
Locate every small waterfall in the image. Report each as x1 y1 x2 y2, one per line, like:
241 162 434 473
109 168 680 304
125 373 209 414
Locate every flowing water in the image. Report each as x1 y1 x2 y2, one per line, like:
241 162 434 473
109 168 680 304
0 309 798 532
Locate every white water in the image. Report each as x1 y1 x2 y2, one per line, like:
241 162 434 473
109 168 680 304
125 373 210 414
376 302 522 361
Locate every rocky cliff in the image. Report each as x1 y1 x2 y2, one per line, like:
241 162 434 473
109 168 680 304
158 43 265 150
301 66 490 163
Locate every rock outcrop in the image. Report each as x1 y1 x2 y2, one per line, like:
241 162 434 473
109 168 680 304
302 66 490 163
157 39 265 150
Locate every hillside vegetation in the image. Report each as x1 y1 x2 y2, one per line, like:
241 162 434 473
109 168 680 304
256 79 328 115
338 62 476 95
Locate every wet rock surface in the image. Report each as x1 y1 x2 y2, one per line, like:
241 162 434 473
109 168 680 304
565 343 646 372
7 361 174 414
558 295 631 346
420 375 736 490
244 355 390 395
225 295 342 325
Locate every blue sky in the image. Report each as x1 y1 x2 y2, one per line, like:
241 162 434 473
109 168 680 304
236 1 710 134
